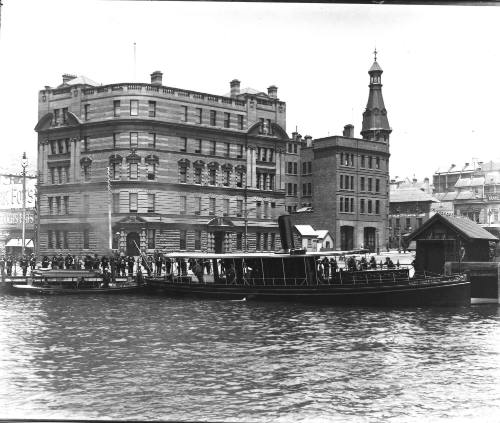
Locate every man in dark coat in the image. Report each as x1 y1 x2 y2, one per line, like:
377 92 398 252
127 255 135 275
20 256 28 276
30 254 37 271
42 256 50 269
154 250 163 276
65 253 73 270
6 256 13 276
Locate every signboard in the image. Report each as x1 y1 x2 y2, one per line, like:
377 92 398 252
487 194 500 201
0 177 36 210
0 210 35 229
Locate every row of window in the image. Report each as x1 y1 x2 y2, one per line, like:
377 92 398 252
49 138 71 155
302 161 312 175
179 165 246 188
47 196 70 215
287 143 299 154
52 108 69 126
302 183 312 196
339 196 381 215
339 152 383 170
287 161 298 175
178 196 277 219
339 175 381 193
48 166 70 184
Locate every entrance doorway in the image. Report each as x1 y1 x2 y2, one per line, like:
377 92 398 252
214 231 224 254
364 227 376 252
340 226 354 251
126 232 140 256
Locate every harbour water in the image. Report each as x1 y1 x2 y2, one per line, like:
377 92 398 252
0 293 499 422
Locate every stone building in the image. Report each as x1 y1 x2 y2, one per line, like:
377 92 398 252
34 72 289 256
292 56 391 252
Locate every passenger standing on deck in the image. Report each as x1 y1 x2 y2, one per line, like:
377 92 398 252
204 258 211 275
51 255 58 269
154 250 162 277
0 256 5 281
57 253 64 270
127 255 135 275
330 257 338 273
65 253 73 270
93 254 100 270
6 256 13 276
42 256 50 269
30 253 36 271
20 256 28 276
101 255 109 271
165 257 172 274
147 255 154 277
322 257 330 280
369 256 377 269
180 258 187 276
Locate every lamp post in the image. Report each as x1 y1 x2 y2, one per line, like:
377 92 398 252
21 152 28 257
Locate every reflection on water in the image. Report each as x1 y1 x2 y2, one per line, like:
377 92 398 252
0 294 499 422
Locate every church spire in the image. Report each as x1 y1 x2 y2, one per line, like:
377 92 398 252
360 51 391 142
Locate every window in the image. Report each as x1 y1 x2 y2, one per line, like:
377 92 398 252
147 163 156 180
147 194 155 213
417 217 423 227
129 163 138 180
50 140 57 155
180 137 187 152
47 230 53 249
129 193 138 212
256 201 262 219
83 194 89 214
267 119 272 135
209 198 216 216
147 229 155 249
194 167 202 184
263 233 268 251
64 138 70 153
179 166 187 183
130 100 138 116
260 148 267 162
113 100 120 117
148 133 156 149
62 108 68 124
83 229 89 249
83 136 89 152
196 108 202 124
225 142 230 158
195 139 202 154
269 174 275 190
293 144 298 154
180 230 187 250
264 202 269 219
360 177 365 191
182 105 187 121
194 197 201 215
302 162 307 175
112 193 120 213
375 179 380 193
130 132 138 148
361 155 365 168
302 184 307 196
259 118 265 134
194 230 202 250
368 156 373 169
360 199 365 214
58 139 64 154
376 200 380 215
63 196 69 215
179 196 187 214
270 233 276 251
224 112 230 128
149 101 156 117
293 162 297 175
209 168 216 185
287 162 293 174
57 167 62 184
236 171 244 188
368 199 373 214
55 231 61 249
48 197 53 215
210 140 216 155
113 133 119 149
294 184 298 196
55 197 61 215
63 231 69 249
307 183 312 196
238 115 244 130
236 199 243 217
256 233 261 251
376 157 380 169
236 233 243 250
223 199 230 216
53 109 60 125
269 149 274 162
256 173 262 190
83 163 91 182
84 104 90 120
111 163 120 180
210 110 216 126
287 183 293 196
223 170 230 186
406 217 411 229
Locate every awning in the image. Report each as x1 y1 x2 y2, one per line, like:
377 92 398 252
5 239 33 247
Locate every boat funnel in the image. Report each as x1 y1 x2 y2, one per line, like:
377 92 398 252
278 215 295 251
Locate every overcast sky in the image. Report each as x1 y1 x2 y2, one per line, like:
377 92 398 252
0 1 499 179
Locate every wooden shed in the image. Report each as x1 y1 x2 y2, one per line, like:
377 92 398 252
407 214 498 274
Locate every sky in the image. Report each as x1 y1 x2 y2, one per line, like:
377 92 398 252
0 1 499 180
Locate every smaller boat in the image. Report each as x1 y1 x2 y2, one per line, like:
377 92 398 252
9 269 142 295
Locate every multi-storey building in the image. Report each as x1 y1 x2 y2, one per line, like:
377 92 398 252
35 72 289 256
292 56 391 252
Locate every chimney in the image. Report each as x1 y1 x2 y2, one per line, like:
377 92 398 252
230 79 240 97
151 71 163 86
278 215 295 251
267 85 278 99
62 74 77 84
343 124 355 138
304 135 312 147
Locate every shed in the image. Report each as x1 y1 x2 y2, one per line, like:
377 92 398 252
315 230 334 251
407 214 499 274
294 225 318 251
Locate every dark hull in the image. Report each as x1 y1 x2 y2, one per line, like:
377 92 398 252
9 284 142 295
145 278 471 307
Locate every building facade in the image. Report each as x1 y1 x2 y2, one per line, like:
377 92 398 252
35 73 290 256
292 57 391 252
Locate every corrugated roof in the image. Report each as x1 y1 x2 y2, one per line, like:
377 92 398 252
434 192 458 201
315 230 330 239
66 75 99 86
455 190 479 200
390 188 439 203
455 177 485 188
294 225 317 237
408 213 498 242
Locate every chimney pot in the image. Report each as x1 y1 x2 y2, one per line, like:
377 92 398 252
230 79 240 97
304 135 312 147
343 124 355 138
151 70 163 86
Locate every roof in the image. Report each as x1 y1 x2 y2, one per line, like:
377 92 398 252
390 188 439 203
455 190 479 200
434 191 458 202
224 87 269 98
294 225 318 237
369 61 383 72
315 230 331 240
64 75 99 87
407 213 498 242
455 177 485 188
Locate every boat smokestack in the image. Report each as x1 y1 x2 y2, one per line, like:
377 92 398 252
278 215 295 251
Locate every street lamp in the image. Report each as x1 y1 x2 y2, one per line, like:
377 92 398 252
21 152 28 257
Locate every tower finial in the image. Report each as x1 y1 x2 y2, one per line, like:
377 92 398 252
373 47 378 62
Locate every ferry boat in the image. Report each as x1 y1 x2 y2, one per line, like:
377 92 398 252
8 269 142 295
143 251 469 306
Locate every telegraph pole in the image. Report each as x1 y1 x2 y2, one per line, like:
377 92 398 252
21 152 27 256
107 166 112 250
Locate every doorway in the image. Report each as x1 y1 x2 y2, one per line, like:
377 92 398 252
340 226 354 251
214 231 224 254
126 232 140 256
364 227 376 252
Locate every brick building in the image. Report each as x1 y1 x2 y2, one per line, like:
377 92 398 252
35 72 289 256
292 56 391 252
